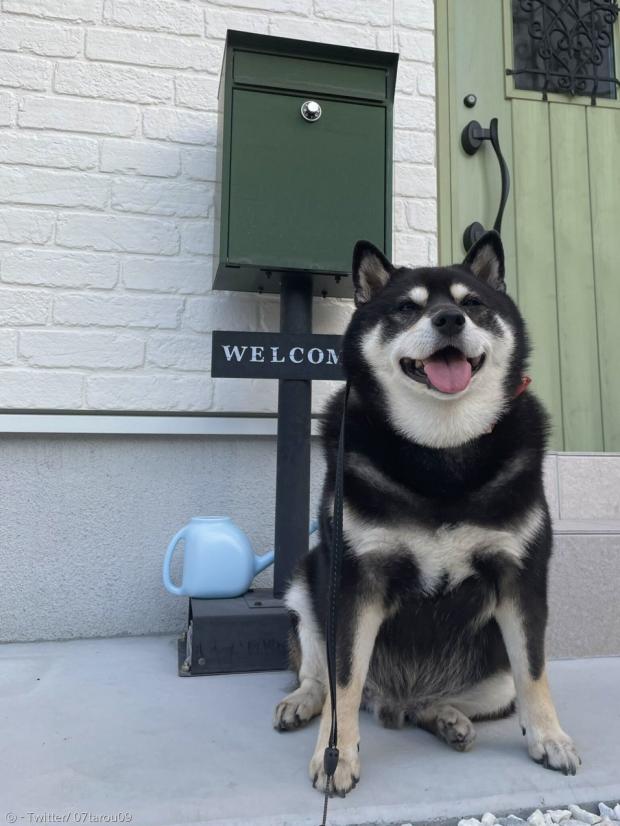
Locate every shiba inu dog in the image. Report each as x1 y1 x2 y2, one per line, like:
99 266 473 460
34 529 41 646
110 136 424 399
274 231 579 795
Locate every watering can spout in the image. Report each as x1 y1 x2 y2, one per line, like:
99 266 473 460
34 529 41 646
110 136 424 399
254 548 275 575
252 521 317 576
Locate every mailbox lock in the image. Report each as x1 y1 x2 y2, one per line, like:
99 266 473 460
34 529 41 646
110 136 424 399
301 100 322 122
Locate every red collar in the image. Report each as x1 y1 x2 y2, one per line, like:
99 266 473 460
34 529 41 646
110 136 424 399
513 375 532 399
485 375 531 434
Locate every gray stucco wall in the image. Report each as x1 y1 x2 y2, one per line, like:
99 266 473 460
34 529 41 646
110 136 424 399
0 434 326 643
1 436 619 660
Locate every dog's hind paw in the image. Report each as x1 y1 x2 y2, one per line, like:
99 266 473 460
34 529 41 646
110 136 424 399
310 748 360 797
435 706 477 752
376 702 406 729
528 730 581 776
273 685 323 732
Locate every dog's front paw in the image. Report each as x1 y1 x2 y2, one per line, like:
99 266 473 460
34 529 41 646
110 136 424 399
309 747 360 797
528 729 580 775
273 685 323 731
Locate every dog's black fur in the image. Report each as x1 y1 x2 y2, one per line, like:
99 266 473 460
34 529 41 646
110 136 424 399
308 240 548 698
275 232 579 793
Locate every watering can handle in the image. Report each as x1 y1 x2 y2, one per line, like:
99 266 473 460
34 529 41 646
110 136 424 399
162 526 188 596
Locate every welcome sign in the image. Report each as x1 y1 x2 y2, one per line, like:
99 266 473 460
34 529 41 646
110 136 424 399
211 332 344 380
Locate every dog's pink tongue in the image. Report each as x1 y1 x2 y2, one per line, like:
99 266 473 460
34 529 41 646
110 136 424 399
423 350 472 394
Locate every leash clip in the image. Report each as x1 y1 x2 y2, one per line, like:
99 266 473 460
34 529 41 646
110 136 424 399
323 746 339 777
320 746 340 825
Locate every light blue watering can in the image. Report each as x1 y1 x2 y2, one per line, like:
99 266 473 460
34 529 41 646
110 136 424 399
163 516 318 599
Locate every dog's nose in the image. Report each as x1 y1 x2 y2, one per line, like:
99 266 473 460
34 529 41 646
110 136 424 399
431 308 466 336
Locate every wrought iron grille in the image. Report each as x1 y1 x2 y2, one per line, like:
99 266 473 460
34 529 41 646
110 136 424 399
508 0 620 103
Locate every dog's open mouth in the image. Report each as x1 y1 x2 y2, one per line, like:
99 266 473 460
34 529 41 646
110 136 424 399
400 346 485 394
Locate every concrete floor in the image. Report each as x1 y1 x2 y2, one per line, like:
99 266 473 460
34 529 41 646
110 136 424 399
1 636 619 826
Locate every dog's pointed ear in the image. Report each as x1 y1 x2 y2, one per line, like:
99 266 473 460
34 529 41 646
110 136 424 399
462 230 506 292
352 241 395 307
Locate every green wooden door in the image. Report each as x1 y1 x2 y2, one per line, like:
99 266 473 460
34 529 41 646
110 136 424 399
228 89 386 273
437 0 620 451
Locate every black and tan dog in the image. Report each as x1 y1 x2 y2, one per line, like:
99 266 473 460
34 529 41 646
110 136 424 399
273 231 579 795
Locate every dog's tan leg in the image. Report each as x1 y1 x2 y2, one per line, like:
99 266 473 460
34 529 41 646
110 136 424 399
496 597 580 774
309 600 384 796
274 579 326 731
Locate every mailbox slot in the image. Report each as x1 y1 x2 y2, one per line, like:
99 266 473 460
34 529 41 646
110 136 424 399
233 50 387 99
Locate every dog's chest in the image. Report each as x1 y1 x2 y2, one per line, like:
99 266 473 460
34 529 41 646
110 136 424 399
344 506 541 592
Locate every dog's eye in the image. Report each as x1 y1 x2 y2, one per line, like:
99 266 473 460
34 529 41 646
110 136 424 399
461 295 482 307
396 300 419 313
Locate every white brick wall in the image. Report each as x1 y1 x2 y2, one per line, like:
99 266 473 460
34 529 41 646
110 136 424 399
0 0 437 413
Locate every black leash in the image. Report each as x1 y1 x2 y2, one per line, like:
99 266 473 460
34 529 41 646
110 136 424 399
320 381 350 826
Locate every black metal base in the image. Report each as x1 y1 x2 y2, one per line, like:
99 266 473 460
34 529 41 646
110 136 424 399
178 589 291 676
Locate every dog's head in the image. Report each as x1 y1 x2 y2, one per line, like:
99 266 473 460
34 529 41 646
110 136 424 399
343 231 529 448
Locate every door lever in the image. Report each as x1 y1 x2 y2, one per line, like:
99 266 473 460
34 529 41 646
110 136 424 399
461 118 511 251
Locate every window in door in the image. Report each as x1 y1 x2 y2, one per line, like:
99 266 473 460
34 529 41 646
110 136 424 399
506 0 620 105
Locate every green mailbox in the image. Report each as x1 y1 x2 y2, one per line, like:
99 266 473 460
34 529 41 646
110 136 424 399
213 30 399 298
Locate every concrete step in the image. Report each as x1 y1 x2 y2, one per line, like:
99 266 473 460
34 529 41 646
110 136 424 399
547 525 620 659
553 519 620 534
1 635 618 826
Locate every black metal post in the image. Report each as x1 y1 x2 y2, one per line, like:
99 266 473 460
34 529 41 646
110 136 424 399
273 273 313 598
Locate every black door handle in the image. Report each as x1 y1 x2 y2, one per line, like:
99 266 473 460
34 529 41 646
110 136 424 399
461 118 511 251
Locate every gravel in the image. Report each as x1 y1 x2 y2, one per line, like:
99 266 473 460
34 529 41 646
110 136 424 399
454 803 620 826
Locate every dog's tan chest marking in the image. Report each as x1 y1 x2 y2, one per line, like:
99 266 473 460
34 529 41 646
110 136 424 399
343 505 544 592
